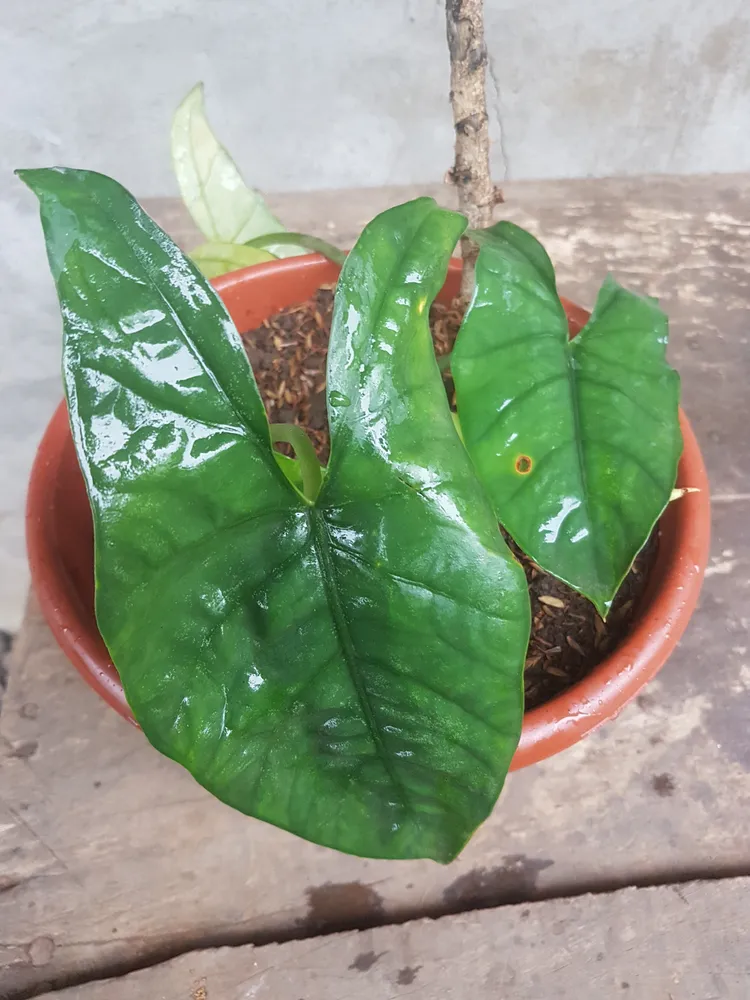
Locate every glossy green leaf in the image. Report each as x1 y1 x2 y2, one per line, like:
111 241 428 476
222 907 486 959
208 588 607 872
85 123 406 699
453 222 681 616
171 83 302 257
189 241 276 278
22 170 530 862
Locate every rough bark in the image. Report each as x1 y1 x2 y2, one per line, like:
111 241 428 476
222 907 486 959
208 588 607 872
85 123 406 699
445 0 495 300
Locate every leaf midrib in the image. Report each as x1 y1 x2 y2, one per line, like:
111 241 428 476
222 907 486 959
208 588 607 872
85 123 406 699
322 203 445 489
305 203 453 805
565 343 603 591
309 508 409 808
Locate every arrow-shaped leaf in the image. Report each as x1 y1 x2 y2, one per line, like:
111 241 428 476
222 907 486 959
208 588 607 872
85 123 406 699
22 170 530 862
452 222 681 616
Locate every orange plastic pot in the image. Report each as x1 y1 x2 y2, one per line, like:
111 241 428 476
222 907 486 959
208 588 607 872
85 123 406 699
27 256 711 768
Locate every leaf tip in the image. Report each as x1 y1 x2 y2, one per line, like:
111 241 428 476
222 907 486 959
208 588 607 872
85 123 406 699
669 486 700 503
15 166 47 194
15 167 75 213
179 80 205 109
594 595 614 621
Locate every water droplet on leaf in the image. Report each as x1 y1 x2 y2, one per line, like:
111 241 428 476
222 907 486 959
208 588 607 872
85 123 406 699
329 391 351 408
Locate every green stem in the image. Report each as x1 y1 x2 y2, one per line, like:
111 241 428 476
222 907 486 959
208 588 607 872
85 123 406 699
269 423 323 501
245 232 347 265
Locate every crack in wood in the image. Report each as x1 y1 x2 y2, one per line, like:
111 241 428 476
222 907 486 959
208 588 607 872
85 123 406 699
6 867 750 1000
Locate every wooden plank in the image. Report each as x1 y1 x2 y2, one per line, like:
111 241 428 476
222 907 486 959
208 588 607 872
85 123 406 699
2 175 749 998
36 878 750 999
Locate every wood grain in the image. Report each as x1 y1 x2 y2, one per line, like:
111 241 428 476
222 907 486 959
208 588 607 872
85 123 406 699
36 879 750 999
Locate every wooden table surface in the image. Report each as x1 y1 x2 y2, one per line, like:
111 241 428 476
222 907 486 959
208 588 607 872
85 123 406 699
1 174 748 1000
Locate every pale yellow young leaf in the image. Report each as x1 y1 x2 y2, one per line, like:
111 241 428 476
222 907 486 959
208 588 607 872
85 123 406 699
171 84 300 256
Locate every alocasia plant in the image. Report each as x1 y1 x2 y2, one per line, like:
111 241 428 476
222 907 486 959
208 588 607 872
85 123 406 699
21 151 682 861
451 223 681 617
22 168 531 862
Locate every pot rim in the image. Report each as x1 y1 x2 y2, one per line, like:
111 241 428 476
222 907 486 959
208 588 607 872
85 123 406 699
26 254 711 766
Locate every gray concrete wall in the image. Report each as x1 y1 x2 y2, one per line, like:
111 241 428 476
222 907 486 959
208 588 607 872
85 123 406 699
1 0 749 627
5 0 749 195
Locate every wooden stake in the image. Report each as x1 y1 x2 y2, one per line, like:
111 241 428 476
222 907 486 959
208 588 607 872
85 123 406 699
445 0 495 300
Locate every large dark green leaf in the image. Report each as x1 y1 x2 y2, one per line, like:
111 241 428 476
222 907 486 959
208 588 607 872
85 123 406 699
22 169 530 862
452 222 681 616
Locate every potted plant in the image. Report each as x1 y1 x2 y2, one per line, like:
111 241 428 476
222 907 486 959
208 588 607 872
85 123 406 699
21 1 709 862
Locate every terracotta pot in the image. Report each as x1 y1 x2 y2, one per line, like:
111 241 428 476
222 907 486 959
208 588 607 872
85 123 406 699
27 256 711 768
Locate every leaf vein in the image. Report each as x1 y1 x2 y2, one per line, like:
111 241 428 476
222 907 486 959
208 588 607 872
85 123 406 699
326 538 511 625
362 655 512 745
